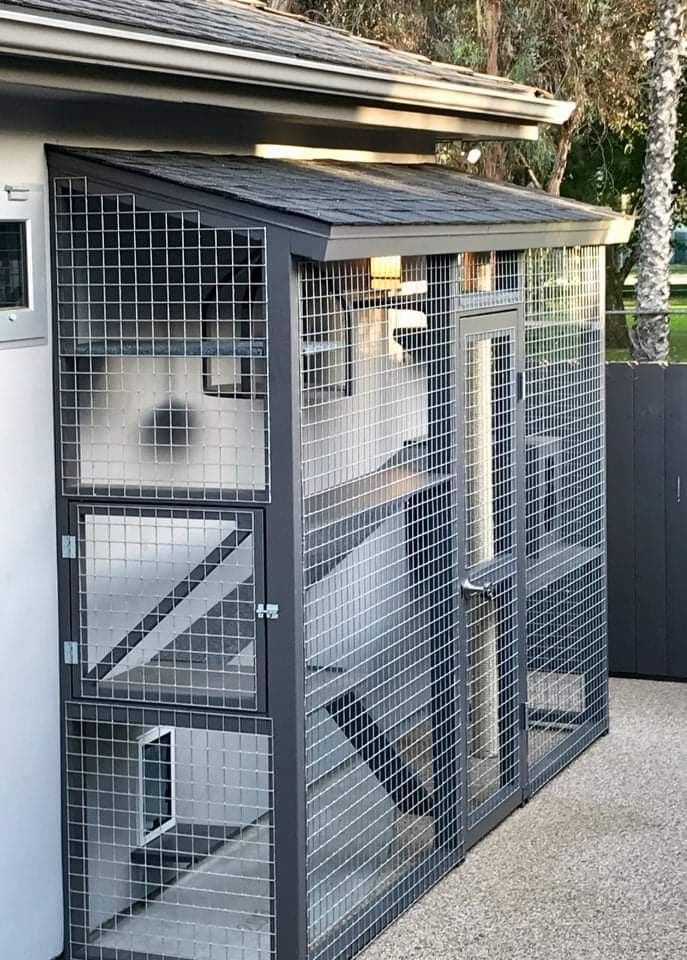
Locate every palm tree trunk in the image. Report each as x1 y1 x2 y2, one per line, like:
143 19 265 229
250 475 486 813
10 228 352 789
632 0 686 361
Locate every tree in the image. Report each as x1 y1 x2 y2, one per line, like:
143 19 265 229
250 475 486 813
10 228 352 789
632 0 686 361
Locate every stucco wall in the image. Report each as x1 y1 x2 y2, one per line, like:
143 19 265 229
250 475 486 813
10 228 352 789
0 83 381 960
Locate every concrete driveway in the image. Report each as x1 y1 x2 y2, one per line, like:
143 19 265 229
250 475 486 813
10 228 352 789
362 678 687 960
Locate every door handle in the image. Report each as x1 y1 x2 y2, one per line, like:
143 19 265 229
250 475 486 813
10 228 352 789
461 578 496 603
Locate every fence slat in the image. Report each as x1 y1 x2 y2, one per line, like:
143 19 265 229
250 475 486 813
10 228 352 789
633 364 668 677
665 365 687 680
605 364 637 675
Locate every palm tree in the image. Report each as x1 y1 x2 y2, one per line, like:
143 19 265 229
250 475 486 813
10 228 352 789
632 0 686 361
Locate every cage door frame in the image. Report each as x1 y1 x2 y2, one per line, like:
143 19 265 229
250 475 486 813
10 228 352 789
64 501 268 712
456 305 528 849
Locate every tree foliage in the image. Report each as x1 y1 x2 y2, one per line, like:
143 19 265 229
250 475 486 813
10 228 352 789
298 1 655 192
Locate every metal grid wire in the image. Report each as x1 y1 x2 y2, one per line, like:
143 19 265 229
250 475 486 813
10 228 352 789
75 505 260 710
65 702 274 960
54 177 269 502
524 246 607 786
298 256 462 958
463 327 519 825
457 249 521 310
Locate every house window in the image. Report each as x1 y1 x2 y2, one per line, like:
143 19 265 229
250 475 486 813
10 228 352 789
0 222 28 309
138 727 176 845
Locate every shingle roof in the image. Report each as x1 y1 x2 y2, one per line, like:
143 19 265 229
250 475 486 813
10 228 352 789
63 148 620 228
3 0 551 99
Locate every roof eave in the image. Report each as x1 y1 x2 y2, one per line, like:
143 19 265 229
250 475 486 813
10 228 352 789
0 7 574 130
321 216 635 260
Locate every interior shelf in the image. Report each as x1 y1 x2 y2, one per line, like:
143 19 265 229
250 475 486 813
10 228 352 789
302 339 346 355
61 338 266 358
526 543 604 596
62 339 347 358
304 442 450 589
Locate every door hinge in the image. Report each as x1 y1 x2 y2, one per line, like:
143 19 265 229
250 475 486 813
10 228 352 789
517 371 525 402
4 185 30 202
521 701 530 732
61 535 77 559
256 603 280 620
64 641 79 665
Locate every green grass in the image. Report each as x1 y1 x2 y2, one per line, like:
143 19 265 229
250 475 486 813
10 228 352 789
606 294 687 362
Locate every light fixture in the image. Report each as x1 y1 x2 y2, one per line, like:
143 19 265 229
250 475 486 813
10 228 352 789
466 147 482 166
370 255 402 291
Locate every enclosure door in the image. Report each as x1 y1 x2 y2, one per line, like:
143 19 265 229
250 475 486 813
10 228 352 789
458 309 525 847
66 503 267 712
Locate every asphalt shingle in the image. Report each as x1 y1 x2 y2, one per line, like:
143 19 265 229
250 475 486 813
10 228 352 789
3 0 553 97
58 149 618 228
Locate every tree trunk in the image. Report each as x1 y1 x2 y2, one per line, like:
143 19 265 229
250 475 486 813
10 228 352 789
605 245 635 350
632 0 686 362
481 1 507 180
545 115 578 196
483 0 502 75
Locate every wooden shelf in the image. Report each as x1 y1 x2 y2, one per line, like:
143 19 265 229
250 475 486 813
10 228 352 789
304 442 450 588
61 338 266 358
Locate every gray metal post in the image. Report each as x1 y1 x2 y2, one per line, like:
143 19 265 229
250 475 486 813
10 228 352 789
263 228 308 960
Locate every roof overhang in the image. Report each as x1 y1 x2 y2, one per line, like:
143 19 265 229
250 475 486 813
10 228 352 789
46 147 635 262
0 6 573 139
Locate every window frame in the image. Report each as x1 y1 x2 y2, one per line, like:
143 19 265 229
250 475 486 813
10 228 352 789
0 220 30 310
137 725 177 847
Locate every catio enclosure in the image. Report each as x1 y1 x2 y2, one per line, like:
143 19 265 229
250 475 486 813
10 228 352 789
50 148 616 960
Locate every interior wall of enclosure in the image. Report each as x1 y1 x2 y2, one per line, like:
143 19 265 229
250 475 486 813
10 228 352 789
298 245 606 959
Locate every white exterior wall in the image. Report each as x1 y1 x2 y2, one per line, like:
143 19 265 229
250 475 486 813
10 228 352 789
0 86 365 960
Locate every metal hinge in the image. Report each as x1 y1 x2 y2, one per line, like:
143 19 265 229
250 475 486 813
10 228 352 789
4 185 30 202
62 535 77 559
521 701 530 732
256 603 280 620
64 641 79 665
517 371 525 402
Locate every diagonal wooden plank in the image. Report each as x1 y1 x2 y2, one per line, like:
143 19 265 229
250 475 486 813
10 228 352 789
86 527 253 682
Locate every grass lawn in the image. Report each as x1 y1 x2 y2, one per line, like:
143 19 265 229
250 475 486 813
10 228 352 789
606 293 687 362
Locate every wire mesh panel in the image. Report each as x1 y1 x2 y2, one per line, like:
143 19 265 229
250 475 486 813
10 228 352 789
66 702 274 960
524 247 607 791
54 177 269 502
298 256 462 960
458 250 521 311
462 323 520 827
73 505 263 710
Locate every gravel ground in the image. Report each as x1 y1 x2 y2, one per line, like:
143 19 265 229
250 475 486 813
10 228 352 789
362 678 687 960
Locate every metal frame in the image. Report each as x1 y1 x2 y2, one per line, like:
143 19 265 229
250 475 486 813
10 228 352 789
48 151 610 960
455 306 527 849
65 500 268 712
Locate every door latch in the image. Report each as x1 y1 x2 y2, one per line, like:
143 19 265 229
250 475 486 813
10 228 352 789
256 603 280 620
62 535 77 559
64 641 79 665
461 578 496 603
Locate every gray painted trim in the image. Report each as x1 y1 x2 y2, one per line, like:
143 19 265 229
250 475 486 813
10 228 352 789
263 229 308 959
322 220 634 259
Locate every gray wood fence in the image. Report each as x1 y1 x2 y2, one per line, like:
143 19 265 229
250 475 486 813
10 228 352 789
607 362 687 679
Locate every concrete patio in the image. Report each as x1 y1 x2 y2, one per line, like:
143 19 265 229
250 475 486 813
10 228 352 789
363 678 687 960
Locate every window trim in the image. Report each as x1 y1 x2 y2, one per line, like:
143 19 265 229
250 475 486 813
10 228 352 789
137 725 177 847
0 219 30 311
